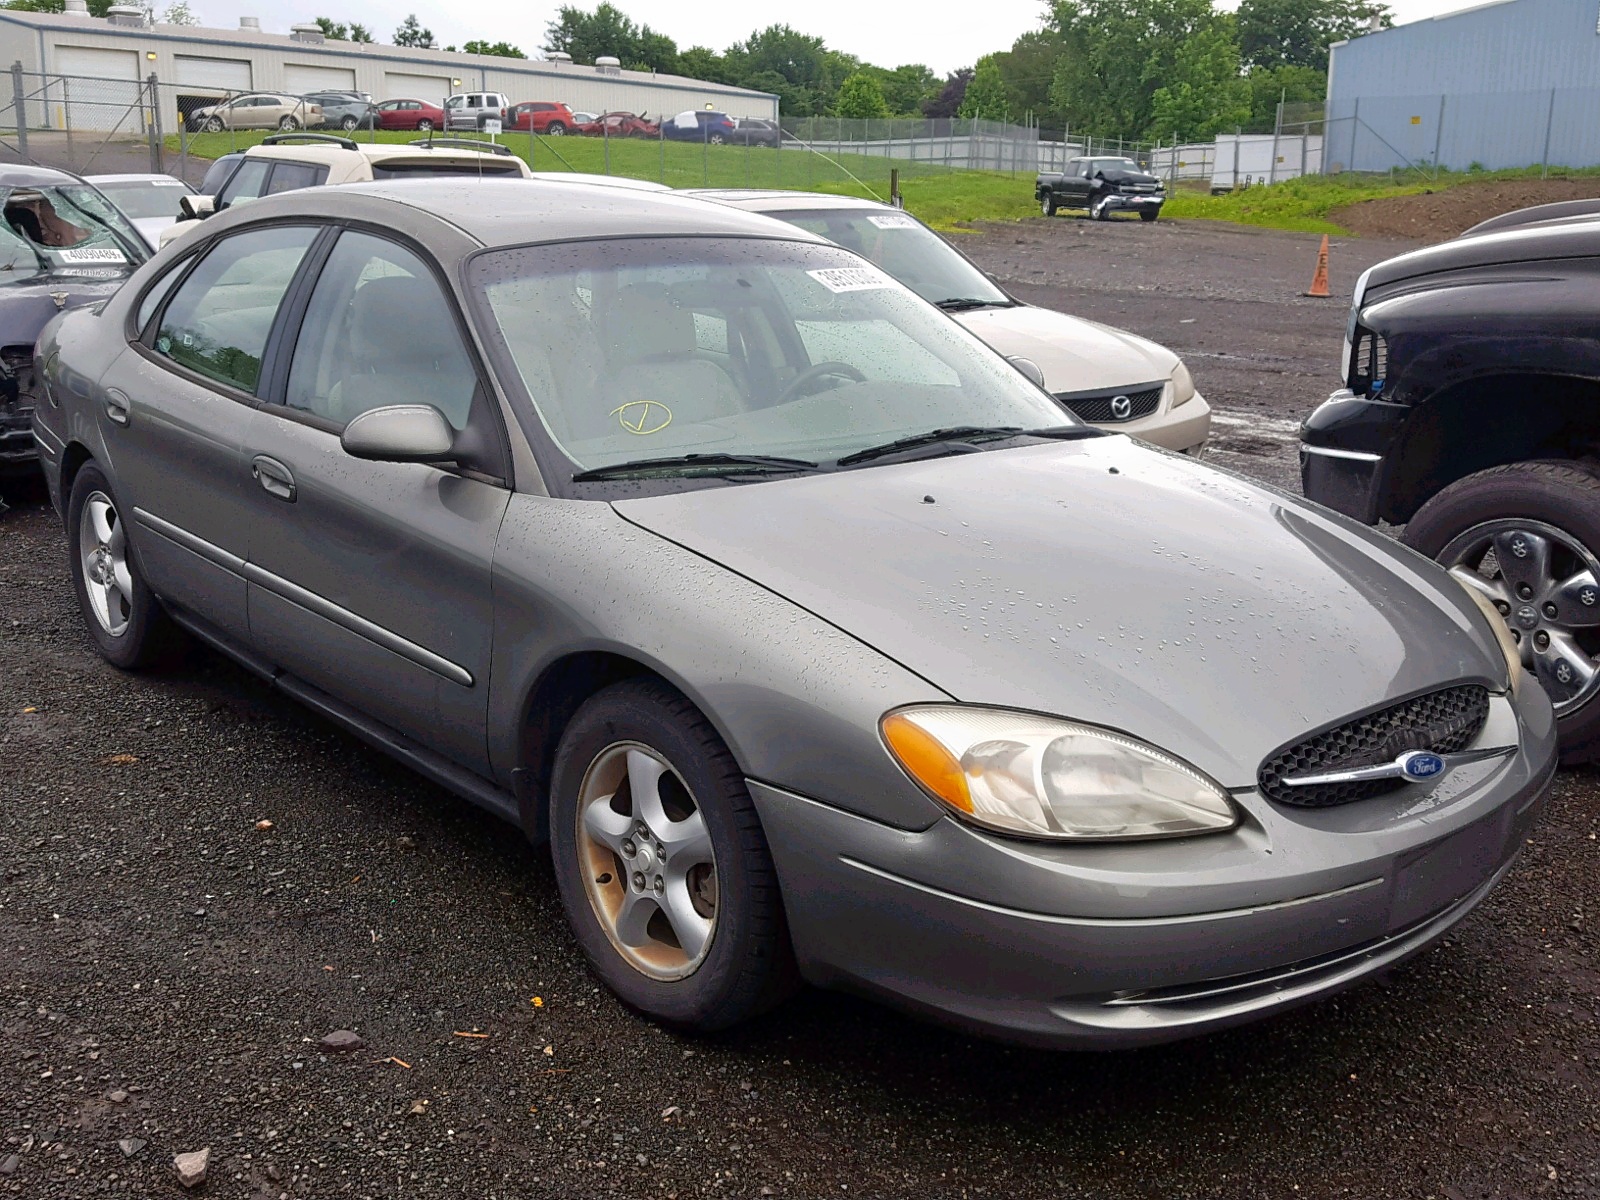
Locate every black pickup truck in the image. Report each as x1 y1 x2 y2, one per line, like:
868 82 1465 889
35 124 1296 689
1036 156 1165 221
1300 202 1600 761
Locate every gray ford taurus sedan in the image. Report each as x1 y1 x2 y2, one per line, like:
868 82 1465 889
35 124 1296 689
31 179 1556 1049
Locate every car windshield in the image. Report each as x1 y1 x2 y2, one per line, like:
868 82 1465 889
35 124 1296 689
471 236 1071 479
1091 158 1141 172
0 184 148 282
92 179 192 219
766 207 1009 309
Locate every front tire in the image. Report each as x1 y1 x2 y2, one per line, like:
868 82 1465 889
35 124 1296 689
1040 193 1058 216
278 115 300 131
548 678 796 1031
1090 192 1112 220
67 463 182 670
1140 209 1159 222
416 118 434 132
1403 459 1600 762
203 116 223 133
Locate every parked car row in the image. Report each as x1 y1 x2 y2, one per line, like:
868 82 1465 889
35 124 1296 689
4 148 1565 1058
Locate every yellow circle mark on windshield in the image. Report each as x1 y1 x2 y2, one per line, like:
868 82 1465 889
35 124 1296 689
611 400 673 435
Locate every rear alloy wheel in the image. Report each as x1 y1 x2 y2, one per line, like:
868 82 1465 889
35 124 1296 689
549 679 796 1030
416 118 434 132
1404 460 1600 762
708 132 727 145
67 463 182 670
547 121 567 136
278 115 300 130
339 114 359 130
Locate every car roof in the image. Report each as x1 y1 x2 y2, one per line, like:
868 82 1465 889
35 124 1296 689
239 141 521 166
85 173 186 184
249 178 833 247
0 163 85 187
685 188 894 214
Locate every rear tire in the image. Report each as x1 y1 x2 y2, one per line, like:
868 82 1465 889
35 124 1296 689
548 678 798 1032
416 118 434 132
708 133 726 145
1403 459 1600 763
278 115 300 131
547 121 567 136
339 115 359 131
67 463 183 671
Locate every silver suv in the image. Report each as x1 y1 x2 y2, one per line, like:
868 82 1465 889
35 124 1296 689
444 92 510 131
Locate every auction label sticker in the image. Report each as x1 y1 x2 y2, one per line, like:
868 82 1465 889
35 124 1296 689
57 246 126 264
866 213 917 229
807 265 893 293
151 179 188 187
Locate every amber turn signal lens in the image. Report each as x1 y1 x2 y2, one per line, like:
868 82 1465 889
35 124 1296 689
882 711 972 812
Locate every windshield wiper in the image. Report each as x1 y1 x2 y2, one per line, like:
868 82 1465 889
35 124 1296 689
836 424 1102 468
571 453 821 482
934 297 1012 312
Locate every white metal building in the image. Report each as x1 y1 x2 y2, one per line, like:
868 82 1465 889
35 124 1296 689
0 5 777 131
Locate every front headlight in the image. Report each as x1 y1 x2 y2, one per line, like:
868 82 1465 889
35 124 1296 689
881 706 1238 841
1454 574 1525 695
1169 360 1196 407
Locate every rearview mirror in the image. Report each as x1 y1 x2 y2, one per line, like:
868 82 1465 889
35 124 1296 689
1007 356 1047 389
340 405 455 463
179 194 215 221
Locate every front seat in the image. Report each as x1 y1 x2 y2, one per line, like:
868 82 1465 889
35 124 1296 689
334 276 477 428
591 287 740 439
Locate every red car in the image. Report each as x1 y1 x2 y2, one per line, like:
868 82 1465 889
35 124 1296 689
374 98 444 132
578 111 660 138
509 102 576 135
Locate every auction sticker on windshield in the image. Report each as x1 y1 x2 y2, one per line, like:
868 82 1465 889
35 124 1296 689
57 247 126 263
808 265 894 293
867 214 917 229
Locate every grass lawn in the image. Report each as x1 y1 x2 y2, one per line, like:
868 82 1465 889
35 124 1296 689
167 129 1600 235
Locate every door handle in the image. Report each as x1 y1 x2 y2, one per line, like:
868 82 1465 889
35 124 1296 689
103 390 130 426
251 454 296 502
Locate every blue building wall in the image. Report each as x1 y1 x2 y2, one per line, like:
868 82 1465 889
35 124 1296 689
1326 0 1600 170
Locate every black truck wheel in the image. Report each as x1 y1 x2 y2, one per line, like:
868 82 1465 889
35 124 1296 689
1403 459 1600 763
1040 193 1058 217
1140 209 1159 222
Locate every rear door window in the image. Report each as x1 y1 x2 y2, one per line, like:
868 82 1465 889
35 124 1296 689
265 162 326 195
153 225 320 394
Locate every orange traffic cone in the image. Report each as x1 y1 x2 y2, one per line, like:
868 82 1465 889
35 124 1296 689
1305 234 1331 297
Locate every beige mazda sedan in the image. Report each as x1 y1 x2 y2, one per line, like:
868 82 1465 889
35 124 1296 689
690 190 1210 454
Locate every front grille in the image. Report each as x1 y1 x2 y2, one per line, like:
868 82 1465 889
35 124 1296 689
1259 684 1490 808
1055 384 1163 423
1 344 35 413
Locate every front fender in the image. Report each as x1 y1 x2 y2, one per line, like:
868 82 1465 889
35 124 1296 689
486 494 950 831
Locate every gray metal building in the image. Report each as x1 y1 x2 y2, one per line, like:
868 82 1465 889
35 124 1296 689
0 5 777 132
1326 0 1600 172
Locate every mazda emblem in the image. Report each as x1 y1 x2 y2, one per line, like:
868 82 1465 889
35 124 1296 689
1110 395 1132 419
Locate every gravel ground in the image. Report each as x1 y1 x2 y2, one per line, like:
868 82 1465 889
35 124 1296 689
5 215 1600 1199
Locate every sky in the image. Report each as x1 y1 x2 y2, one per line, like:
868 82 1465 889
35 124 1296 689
180 0 1492 77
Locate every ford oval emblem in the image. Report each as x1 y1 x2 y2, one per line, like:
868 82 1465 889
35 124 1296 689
1398 750 1445 781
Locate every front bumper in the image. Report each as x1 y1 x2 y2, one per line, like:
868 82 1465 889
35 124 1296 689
753 689 1555 1049
1299 388 1412 524
1104 192 1164 214
1113 390 1210 455
0 399 37 471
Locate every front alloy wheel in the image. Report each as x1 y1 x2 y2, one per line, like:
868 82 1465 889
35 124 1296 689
548 679 796 1030
1404 459 1600 762
576 743 719 979
203 116 223 133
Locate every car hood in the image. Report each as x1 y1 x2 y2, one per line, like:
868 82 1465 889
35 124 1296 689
1099 167 1162 186
0 273 128 341
954 305 1179 395
614 437 1506 789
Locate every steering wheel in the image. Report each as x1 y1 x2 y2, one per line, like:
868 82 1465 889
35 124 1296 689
778 361 867 404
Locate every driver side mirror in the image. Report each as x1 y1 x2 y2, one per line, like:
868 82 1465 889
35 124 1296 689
340 404 455 463
179 194 215 222
1007 356 1047 389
